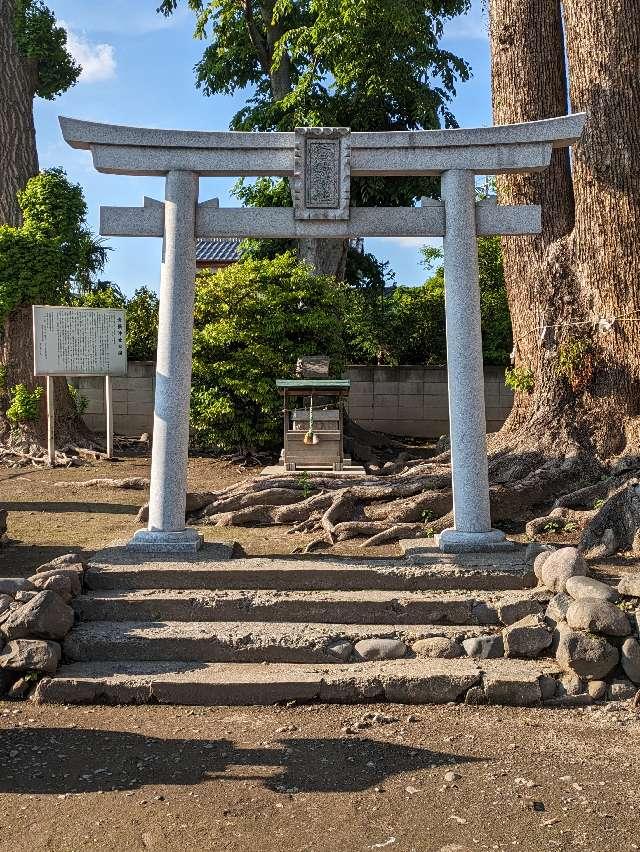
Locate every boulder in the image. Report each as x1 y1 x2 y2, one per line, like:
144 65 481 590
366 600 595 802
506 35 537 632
618 575 640 598
0 590 74 641
566 598 631 637
555 625 619 680
565 575 619 603
546 593 572 624
412 637 464 659
354 638 408 661
503 614 553 659
30 567 82 597
0 595 12 615
0 638 61 674
29 572 75 602
557 673 586 697
462 634 504 659
587 680 607 700
0 578 35 595
35 553 85 573
621 636 640 684
14 591 38 602
533 549 554 581
540 547 588 593
608 678 637 701
326 640 353 662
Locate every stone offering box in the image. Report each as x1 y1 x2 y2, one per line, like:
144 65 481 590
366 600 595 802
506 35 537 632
276 379 351 471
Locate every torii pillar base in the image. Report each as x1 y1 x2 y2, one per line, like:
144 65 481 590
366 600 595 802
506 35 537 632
436 528 516 554
128 528 204 554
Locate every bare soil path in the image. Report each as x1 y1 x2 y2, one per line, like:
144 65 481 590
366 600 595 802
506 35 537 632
0 700 639 852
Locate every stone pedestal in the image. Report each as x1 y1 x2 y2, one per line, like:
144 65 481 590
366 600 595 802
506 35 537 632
440 169 507 553
130 170 201 553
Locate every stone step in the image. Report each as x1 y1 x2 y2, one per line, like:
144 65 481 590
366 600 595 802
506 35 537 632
85 552 536 593
63 620 503 664
33 658 563 707
73 588 549 627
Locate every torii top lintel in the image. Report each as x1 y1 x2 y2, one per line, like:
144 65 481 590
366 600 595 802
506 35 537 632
59 114 585 178
59 114 585 241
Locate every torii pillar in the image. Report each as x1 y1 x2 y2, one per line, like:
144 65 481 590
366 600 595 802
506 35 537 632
59 114 585 554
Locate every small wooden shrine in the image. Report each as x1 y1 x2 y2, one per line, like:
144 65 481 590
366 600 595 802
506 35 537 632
276 357 350 471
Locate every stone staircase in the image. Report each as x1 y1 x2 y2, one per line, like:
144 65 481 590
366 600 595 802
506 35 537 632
34 543 564 707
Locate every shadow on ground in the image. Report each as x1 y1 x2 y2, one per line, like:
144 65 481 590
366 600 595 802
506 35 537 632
2 501 140 515
0 727 481 795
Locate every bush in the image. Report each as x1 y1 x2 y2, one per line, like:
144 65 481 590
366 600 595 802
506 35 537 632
6 384 44 423
190 253 345 452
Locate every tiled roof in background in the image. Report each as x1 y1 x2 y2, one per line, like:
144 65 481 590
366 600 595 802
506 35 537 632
196 238 242 263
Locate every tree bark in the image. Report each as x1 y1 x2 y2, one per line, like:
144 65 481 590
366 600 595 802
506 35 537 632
0 0 39 226
488 0 640 464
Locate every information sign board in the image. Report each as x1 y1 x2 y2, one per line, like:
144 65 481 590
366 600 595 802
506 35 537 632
33 306 127 377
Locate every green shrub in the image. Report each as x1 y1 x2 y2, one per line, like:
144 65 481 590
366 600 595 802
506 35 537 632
505 365 535 394
6 384 44 423
190 253 345 452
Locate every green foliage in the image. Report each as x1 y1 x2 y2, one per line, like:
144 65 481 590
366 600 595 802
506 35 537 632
159 0 470 206
0 169 106 323
344 237 511 366
125 287 159 361
505 365 535 394
190 253 345 451
13 1 80 99
67 383 88 416
556 337 593 382
6 383 44 423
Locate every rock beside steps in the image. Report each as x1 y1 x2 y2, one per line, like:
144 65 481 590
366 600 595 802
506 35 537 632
32 543 574 707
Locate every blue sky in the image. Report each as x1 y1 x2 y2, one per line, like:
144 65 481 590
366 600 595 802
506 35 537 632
35 1 492 296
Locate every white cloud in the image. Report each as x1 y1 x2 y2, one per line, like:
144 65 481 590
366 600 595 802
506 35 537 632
60 21 116 83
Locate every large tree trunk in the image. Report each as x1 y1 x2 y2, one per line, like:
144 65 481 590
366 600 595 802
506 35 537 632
0 3 92 455
0 0 39 226
488 0 640 464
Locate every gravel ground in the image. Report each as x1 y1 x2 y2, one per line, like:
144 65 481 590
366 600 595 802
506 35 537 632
0 700 639 852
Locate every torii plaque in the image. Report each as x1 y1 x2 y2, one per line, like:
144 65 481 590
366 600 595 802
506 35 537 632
60 113 586 553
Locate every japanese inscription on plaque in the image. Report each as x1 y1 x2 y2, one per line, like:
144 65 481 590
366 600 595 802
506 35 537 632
293 127 351 221
305 140 340 208
33 306 127 376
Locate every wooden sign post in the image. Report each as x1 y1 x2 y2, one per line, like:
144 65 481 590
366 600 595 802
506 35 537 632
33 306 127 466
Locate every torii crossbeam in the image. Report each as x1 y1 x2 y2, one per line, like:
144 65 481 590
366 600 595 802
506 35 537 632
60 114 586 554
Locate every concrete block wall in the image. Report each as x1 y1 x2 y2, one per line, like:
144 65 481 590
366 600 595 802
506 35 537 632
345 365 513 438
71 362 513 440
69 361 155 437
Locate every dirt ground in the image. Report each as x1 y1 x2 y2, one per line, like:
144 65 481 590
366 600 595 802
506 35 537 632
0 455 404 579
1 699 639 852
1 452 637 584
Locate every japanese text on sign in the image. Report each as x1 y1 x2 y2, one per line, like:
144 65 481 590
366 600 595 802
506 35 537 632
32 306 127 376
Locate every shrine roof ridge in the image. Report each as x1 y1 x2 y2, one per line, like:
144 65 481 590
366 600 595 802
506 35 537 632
59 114 586 153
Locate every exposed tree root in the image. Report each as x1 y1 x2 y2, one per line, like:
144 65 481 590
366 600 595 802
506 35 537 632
54 477 150 490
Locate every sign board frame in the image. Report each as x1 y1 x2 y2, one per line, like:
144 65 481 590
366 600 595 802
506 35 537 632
32 306 128 465
32 305 127 378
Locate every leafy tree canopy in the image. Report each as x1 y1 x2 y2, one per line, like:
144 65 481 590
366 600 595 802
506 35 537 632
344 236 512 366
0 168 106 323
190 252 345 451
13 0 80 99
159 0 471 207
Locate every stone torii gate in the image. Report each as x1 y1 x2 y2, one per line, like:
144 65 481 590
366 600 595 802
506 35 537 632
60 113 585 554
